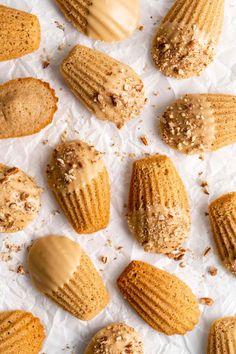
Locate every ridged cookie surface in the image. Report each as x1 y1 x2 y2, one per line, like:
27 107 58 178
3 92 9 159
0 164 42 233
117 261 200 335
55 0 140 42
209 192 236 276
28 235 109 320
46 140 110 234
61 44 145 128
128 155 190 253
152 0 224 79
0 5 40 61
84 323 144 354
160 94 236 154
207 317 236 354
0 78 58 139
0 310 45 354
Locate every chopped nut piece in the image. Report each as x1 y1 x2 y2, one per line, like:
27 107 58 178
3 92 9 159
140 135 149 146
17 265 26 274
101 256 108 264
138 25 144 31
199 297 214 306
203 246 212 257
208 266 218 276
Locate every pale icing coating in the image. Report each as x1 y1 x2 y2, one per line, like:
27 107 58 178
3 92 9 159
28 235 82 294
160 94 215 154
0 164 42 233
46 140 105 192
84 323 144 354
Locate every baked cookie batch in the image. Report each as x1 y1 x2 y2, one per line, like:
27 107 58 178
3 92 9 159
0 0 235 353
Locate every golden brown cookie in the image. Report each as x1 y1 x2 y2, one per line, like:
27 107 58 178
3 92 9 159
0 310 45 354
209 192 236 276
127 155 190 254
0 164 42 233
84 323 144 354
55 0 140 42
28 235 109 320
207 317 236 354
117 260 200 335
0 5 40 61
61 44 145 128
160 94 236 154
46 140 110 234
0 78 58 139
152 0 224 79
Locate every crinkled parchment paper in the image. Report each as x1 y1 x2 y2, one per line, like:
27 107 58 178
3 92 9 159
0 0 236 353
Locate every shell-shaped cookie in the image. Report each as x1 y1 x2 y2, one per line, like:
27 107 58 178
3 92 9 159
160 94 236 154
152 0 224 79
117 261 200 335
207 317 236 354
0 310 45 354
84 323 144 354
61 44 145 128
0 164 42 233
0 78 58 139
46 140 110 234
0 5 40 61
127 155 190 254
209 192 236 276
55 0 140 42
28 235 109 320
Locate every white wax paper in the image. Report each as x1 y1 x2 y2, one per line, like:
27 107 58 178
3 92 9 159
0 0 236 353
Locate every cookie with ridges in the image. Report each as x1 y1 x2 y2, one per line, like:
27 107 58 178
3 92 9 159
117 260 200 335
0 5 40 61
207 317 236 354
0 78 58 139
55 0 140 42
46 140 110 234
127 154 190 254
0 310 45 354
160 94 236 154
152 0 224 79
209 192 236 276
61 44 145 128
28 235 109 320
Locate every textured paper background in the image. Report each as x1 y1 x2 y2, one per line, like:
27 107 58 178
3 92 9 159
0 0 236 353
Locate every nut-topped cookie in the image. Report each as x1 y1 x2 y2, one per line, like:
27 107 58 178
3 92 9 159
207 317 236 354
46 140 110 234
0 164 42 233
61 45 145 128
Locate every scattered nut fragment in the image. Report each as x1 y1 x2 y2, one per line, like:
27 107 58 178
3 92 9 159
54 20 65 31
139 25 144 31
100 256 108 264
140 135 149 146
203 246 212 257
208 266 218 276
199 297 214 306
200 181 209 195
17 265 26 275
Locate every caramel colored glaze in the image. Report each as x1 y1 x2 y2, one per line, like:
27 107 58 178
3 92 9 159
28 235 109 320
0 164 42 233
209 192 236 276
61 44 145 128
46 140 110 234
0 310 45 354
0 5 40 61
0 78 58 139
84 323 144 354
117 261 200 335
160 94 236 154
207 317 236 354
128 155 190 254
152 0 224 79
55 0 140 42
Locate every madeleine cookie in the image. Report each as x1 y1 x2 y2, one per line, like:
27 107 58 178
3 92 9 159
0 310 45 354
127 155 190 254
46 140 110 234
0 164 42 233
28 235 109 320
209 192 236 276
61 45 145 128
0 5 40 61
84 323 144 354
117 261 200 335
207 317 236 354
0 78 58 139
152 0 224 79
55 0 140 42
160 94 236 154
